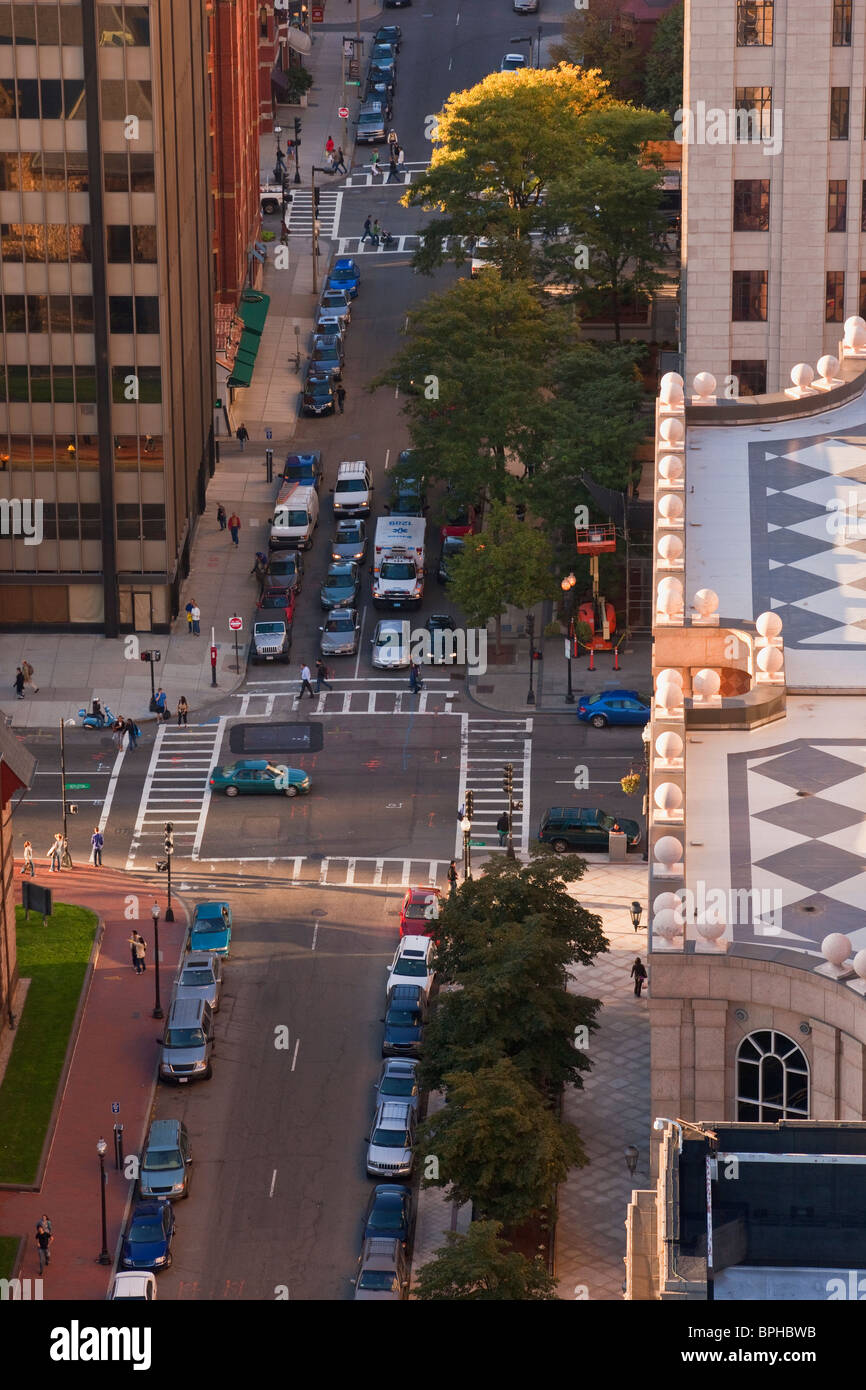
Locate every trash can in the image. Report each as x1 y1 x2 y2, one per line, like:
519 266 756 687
608 830 628 864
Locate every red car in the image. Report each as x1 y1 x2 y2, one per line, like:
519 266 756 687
399 886 441 936
257 585 297 626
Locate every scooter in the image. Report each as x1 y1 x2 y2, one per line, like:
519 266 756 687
77 704 117 729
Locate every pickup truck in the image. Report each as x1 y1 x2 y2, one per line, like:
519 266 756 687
260 183 290 215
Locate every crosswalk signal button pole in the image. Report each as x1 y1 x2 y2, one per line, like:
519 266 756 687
164 821 175 922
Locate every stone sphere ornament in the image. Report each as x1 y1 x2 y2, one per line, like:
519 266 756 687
658 454 684 483
821 933 852 967
654 835 683 868
692 372 717 399
756 611 783 640
655 731 684 762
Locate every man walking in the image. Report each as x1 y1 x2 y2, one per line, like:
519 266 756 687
360 215 373 245
153 688 168 720
298 664 315 700
336 384 346 414
217 503 227 530
447 860 458 896
191 602 201 636
315 657 333 693
90 826 103 867
21 840 34 877
408 661 423 694
630 956 647 998
335 146 348 175
46 834 63 873
128 930 147 973
124 716 138 750
386 156 400 184
496 811 510 847
185 600 194 634
36 1223 52 1275
228 512 241 547
236 423 249 451
21 659 38 692
14 667 24 699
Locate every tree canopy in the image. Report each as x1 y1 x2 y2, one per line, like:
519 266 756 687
413 1219 558 1301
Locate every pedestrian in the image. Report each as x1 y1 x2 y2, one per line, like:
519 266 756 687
250 550 268 579
185 600 194 634
631 956 647 998
299 664 315 699
21 659 38 692
497 811 510 847
372 218 381 245
387 128 398 150
176 696 189 727
408 661 423 694
325 134 335 158
447 859 458 896
21 840 34 877
154 688 169 722
124 715 138 750
315 657 333 693
35 1223 52 1275
128 931 146 974
38 1214 52 1238
336 384 346 413
335 146 348 174
217 503 227 531
127 930 141 971
46 834 62 873
92 696 102 720
14 667 24 699
360 215 372 244
90 826 103 867
386 157 400 184
396 145 404 168
112 717 125 752
228 512 241 547
191 603 201 636
236 423 249 451
370 151 380 174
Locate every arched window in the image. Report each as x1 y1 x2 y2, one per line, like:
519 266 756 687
736 1030 809 1121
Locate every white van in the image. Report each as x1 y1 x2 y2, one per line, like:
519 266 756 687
269 482 319 550
333 460 373 517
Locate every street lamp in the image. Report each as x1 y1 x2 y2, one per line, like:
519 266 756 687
509 34 533 65
624 1144 640 1176
96 1137 111 1264
151 900 163 1020
163 823 175 923
561 573 577 704
629 901 643 932
526 611 536 705
461 815 472 881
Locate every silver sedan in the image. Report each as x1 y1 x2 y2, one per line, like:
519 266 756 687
174 951 223 1012
320 609 361 657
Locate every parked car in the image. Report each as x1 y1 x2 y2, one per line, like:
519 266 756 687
301 369 336 417
371 619 410 669
365 75 394 108
513 0 538 10
381 984 426 1056
374 1057 420 1113
320 609 361 657
387 474 426 516
310 334 344 381
366 1100 416 1176
108 1272 157 1301
320 561 360 610
270 482 319 551
174 951 223 1013
326 258 361 298
316 313 348 339
317 290 351 328
139 1119 193 1201
373 24 402 48
353 1237 410 1300
266 550 304 591
188 902 232 956
399 885 441 935
331 518 368 564
386 934 435 1003
437 534 465 583
356 103 387 144
158 997 215 1083
121 1201 176 1271
537 806 641 853
280 451 322 490
210 760 310 797
250 619 292 663
332 460 373 517
257 585 296 627
575 689 651 728
370 41 398 65
500 52 527 70
362 1184 413 1249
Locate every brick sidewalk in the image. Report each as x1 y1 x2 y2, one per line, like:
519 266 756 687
0 868 187 1298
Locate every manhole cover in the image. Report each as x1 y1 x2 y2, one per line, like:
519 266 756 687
475 684 494 693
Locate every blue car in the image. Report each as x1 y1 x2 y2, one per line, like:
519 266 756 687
280 452 322 491
382 984 425 1057
189 901 232 958
363 1184 413 1249
327 258 361 299
122 1200 175 1272
575 688 651 729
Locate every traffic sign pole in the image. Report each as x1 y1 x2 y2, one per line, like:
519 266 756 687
229 614 244 673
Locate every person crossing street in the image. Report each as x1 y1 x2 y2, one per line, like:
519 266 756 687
298 664 315 699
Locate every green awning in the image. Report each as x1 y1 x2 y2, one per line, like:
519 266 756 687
226 357 254 388
238 290 270 336
234 345 258 367
238 330 261 359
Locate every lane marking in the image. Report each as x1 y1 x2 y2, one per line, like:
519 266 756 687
291 1039 300 1072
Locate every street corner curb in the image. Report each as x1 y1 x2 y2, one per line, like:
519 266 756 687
463 674 534 716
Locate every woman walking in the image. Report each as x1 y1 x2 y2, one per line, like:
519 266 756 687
21 840 34 877
630 956 647 998
447 859 458 896
217 503 227 531
21 659 38 692
176 696 189 727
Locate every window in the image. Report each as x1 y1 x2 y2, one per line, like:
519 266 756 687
736 1030 808 1121
109 297 135 334
2 294 25 330
132 226 157 262
831 87 850 140
733 179 770 231
730 360 767 396
97 4 150 46
732 270 767 321
0 78 85 119
72 297 94 332
112 366 162 402
827 270 845 321
734 87 773 142
833 0 852 45
104 153 155 192
100 79 152 121
736 0 773 45
134 297 159 333
117 503 166 541
862 182 866 232
41 505 102 541
107 226 131 262
828 180 848 231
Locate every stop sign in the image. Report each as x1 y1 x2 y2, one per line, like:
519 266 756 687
338 106 349 119
229 616 243 631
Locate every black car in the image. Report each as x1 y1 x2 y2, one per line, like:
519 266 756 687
382 984 425 1057
368 64 396 92
280 452 322 491
365 76 394 108
363 1185 413 1250
388 476 427 516
266 549 303 592
424 613 458 665
331 518 368 564
301 370 335 417
437 534 465 583
311 335 344 382
320 561 360 610
385 0 411 7
373 25 402 49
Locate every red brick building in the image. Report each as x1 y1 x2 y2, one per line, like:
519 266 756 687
208 0 264 306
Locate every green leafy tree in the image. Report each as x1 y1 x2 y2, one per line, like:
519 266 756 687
418 1059 585 1224
549 0 645 103
413 1220 558 1301
644 1 684 119
446 502 557 653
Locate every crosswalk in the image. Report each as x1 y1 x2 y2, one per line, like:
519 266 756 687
126 723 223 872
237 683 461 717
342 161 429 188
459 716 532 857
286 189 343 237
181 854 451 885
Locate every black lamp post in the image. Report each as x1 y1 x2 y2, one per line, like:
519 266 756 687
96 1137 111 1264
526 612 536 705
509 33 532 65
461 815 472 881
624 1145 639 1176
151 901 163 1020
164 823 175 923
561 573 576 704
629 901 643 932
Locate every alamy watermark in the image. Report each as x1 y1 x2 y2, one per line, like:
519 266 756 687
0 498 42 545
380 621 488 673
674 102 782 157
665 882 783 934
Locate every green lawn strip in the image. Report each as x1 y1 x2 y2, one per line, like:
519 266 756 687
0 1235 21 1280
0 903 98 1185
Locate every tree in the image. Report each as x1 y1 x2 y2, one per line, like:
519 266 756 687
446 502 557 653
413 1220 558 1301
644 1 684 119
418 1059 585 1224
549 0 645 104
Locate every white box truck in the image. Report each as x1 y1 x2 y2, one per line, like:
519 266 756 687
372 515 425 611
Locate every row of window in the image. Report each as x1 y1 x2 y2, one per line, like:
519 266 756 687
725 87 866 143
2 502 166 541
0 364 161 401
736 1 852 49
2 293 159 333
731 268 864 322
0 151 154 193
0 221 158 263
0 5 150 47
735 178 866 234
0 78 152 122
0 433 163 468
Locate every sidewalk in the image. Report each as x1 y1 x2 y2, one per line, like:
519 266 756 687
467 621 652 714
0 868 187 1298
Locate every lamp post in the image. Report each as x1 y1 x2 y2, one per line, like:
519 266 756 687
163 823 175 923
629 901 643 932
151 900 163 1020
526 611 536 705
59 718 73 866
509 34 532 65
461 815 472 881
641 722 651 862
561 573 576 704
96 1137 111 1264
624 1144 640 1177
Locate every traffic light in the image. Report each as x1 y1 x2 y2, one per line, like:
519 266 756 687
313 186 321 214
140 649 161 662
140 650 150 662
68 803 78 815
503 763 513 796
294 117 302 143
465 790 474 819
164 822 174 856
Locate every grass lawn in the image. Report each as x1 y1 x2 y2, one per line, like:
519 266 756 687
0 1236 20 1280
0 903 97 1185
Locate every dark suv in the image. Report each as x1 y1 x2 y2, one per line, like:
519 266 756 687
538 807 641 853
382 984 426 1057
280 453 322 491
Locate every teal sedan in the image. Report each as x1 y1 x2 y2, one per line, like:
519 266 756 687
209 760 311 797
189 902 232 957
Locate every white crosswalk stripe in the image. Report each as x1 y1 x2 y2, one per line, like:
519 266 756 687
126 722 225 870
459 716 533 858
237 681 461 717
178 854 450 886
286 189 343 237
341 161 429 188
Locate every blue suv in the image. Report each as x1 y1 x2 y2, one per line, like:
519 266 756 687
576 689 650 728
326 258 361 299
